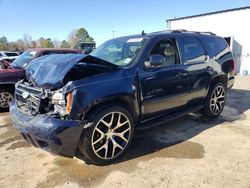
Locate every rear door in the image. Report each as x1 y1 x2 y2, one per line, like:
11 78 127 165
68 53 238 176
139 37 190 118
177 36 213 103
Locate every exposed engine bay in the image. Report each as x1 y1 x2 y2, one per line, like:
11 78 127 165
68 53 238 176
16 54 118 117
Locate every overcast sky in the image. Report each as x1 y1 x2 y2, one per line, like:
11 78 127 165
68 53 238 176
0 0 249 45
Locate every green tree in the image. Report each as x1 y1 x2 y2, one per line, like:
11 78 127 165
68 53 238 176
38 38 54 48
38 37 46 48
60 40 70 48
0 36 8 50
75 28 94 43
43 38 54 48
68 28 95 48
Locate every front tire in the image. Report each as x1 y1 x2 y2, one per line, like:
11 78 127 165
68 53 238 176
78 106 134 165
203 83 226 118
0 87 14 112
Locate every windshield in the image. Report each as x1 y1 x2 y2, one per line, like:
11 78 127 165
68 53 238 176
11 50 37 69
90 37 145 67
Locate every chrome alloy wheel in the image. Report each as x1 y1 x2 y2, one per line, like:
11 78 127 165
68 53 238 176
91 112 132 160
210 85 225 115
0 92 13 108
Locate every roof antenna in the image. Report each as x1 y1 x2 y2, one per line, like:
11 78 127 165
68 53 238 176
141 30 146 36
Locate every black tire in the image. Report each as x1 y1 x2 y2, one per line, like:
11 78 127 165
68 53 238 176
78 105 134 165
202 82 226 118
0 86 14 112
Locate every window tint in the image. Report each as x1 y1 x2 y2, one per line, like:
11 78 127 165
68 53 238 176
205 37 228 56
150 39 179 67
179 37 206 64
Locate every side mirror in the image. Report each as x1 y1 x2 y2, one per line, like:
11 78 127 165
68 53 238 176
145 54 165 68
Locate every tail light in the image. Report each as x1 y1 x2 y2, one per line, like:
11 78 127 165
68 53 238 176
66 93 73 114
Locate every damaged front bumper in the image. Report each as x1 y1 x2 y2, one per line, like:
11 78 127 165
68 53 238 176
10 101 87 157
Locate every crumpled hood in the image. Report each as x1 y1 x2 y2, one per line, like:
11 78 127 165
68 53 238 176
26 54 117 90
26 54 86 90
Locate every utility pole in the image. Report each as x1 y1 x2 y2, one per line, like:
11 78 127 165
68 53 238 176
112 30 115 39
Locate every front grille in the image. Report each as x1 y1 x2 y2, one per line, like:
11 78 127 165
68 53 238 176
15 82 50 114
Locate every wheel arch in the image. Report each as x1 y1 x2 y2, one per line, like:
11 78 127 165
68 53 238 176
83 95 140 124
206 74 228 96
0 83 15 90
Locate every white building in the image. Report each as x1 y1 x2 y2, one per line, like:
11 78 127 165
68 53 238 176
167 6 250 75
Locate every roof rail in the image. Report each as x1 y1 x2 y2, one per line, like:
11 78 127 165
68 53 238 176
171 29 187 33
149 30 172 34
171 30 216 35
199 31 216 35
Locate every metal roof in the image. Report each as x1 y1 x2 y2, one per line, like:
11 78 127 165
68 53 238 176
167 6 250 22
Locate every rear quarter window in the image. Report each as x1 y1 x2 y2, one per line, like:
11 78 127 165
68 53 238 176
203 37 228 57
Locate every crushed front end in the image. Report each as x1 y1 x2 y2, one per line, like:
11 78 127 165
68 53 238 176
10 80 86 157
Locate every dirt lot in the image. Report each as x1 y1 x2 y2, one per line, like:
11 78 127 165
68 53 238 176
0 76 250 188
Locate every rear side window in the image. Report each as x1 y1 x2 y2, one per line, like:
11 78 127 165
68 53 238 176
179 37 206 64
204 37 228 56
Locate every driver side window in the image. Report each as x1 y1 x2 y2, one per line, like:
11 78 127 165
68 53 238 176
150 39 179 67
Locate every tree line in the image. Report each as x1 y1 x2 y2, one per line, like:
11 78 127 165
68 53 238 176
0 28 95 51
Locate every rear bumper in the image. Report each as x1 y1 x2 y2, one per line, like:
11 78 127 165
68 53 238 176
10 101 87 157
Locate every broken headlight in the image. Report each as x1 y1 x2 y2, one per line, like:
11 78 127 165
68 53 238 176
51 90 73 116
51 91 66 106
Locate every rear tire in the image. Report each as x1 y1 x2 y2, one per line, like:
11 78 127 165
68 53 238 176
0 87 14 112
202 83 226 118
78 105 134 165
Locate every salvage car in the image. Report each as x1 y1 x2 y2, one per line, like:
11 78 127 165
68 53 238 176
0 48 82 111
10 30 235 165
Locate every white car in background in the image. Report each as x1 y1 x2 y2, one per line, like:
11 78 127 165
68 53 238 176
0 51 20 69
0 51 19 64
0 51 19 58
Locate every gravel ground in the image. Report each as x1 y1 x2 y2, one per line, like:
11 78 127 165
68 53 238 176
0 76 250 188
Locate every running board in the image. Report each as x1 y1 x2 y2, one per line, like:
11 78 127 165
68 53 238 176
135 105 203 130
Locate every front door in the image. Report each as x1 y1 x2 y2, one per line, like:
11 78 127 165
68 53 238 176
139 37 190 118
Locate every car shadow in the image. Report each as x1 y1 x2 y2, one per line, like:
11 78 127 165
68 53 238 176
116 88 250 163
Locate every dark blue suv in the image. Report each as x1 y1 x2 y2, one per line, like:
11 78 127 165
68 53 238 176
10 30 235 165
